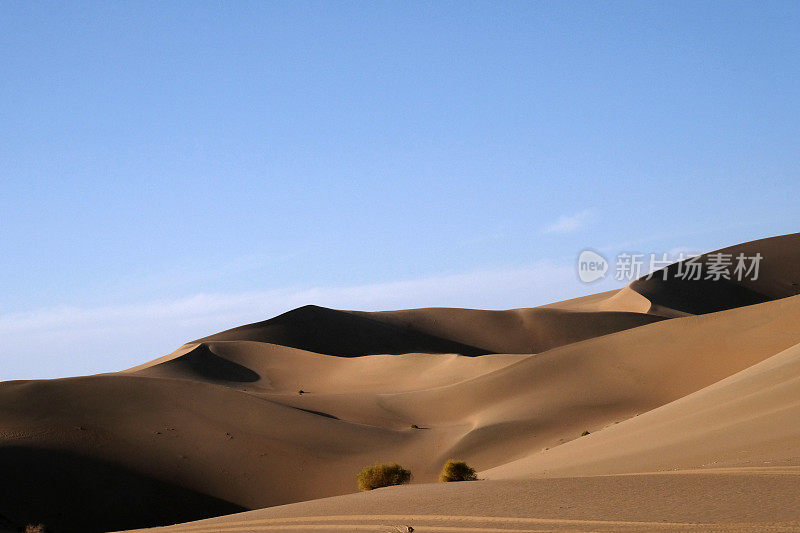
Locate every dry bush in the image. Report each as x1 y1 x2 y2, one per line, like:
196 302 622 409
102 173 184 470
439 459 477 482
357 462 411 490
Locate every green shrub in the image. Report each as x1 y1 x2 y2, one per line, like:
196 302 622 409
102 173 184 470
439 459 477 482
357 462 412 490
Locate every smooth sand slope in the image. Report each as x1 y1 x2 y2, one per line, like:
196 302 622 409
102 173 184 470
1 233 799 532
126 469 800 532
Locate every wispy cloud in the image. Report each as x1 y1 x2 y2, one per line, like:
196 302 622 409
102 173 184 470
0 261 615 381
543 210 595 234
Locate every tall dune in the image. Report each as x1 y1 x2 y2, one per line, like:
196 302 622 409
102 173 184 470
630 232 800 314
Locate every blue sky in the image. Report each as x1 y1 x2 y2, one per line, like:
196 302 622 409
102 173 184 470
1 1 799 380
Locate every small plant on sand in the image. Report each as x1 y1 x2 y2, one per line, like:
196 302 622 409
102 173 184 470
297 389 305 395
25 525 46 533
357 462 412 490
581 430 590 436
410 424 420 429
439 459 477 482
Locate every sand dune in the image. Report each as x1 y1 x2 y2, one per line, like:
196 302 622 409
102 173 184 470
630 232 800 315
484 339 800 479
195 305 491 357
1 233 800 532
199 303 666 356
125 468 800 532
349 306 667 353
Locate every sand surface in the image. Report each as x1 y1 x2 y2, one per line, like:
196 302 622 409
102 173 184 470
125 468 800 532
2 233 799 532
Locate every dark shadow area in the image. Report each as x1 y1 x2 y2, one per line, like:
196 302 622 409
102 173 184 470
292 406 340 420
198 304 491 357
0 446 245 533
160 343 261 382
631 276 772 315
631 232 800 315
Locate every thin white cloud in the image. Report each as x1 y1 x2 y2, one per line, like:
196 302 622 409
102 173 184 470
543 210 595 234
0 261 617 381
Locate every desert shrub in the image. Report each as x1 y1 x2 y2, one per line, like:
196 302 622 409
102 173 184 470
581 430 590 436
439 459 477 482
357 462 412 490
25 525 46 533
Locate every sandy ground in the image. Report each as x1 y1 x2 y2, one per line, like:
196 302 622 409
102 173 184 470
126 469 800 532
1 233 800 532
